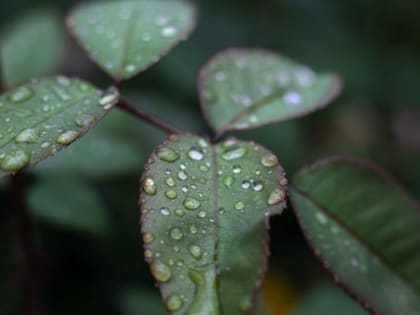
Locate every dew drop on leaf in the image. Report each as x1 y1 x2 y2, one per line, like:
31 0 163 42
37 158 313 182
165 190 177 199
75 113 95 127
224 176 235 188
183 197 201 210
143 233 155 244
157 147 180 162
15 128 38 143
267 188 287 205
56 130 80 145
170 228 184 240
261 153 279 167
150 260 172 282
188 244 202 260
166 294 183 311
0 150 30 171
222 146 247 160
187 147 204 161
8 86 34 103
143 177 157 196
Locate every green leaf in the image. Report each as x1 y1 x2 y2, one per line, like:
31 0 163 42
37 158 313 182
199 49 341 135
120 288 166 315
0 76 119 177
293 284 368 315
290 156 420 315
28 176 110 236
1 9 65 88
67 0 196 81
140 134 288 315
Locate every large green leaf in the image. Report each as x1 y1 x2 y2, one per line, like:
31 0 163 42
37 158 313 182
199 49 341 136
67 0 196 81
28 176 110 236
140 134 288 315
290 156 420 315
1 9 65 88
0 76 119 177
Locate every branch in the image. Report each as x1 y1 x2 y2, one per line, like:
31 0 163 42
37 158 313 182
10 173 45 315
116 99 183 135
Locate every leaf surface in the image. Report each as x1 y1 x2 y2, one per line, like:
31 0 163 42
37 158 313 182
0 76 119 177
290 156 420 315
1 9 65 88
199 49 341 135
67 0 196 81
140 134 288 314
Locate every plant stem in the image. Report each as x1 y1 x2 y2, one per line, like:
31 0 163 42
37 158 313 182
117 99 183 135
10 173 45 315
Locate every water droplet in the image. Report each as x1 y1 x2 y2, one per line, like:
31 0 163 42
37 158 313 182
198 211 206 218
0 150 30 171
56 130 80 145
283 90 302 106
75 113 95 128
125 64 136 73
99 90 118 106
222 146 247 160
166 177 175 187
351 257 360 268
157 147 180 162
189 224 198 234
267 188 287 205
165 190 177 199
315 212 328 225
150 260 171 282
198 138 208 148
261 153 279 167
239 295 252 312
188 244 202 260
177 170 188 181
166 294 183 311
170 228 184 240
57 75 71 86
199 165 208 172
160 208 170 216
8 86 33 103
241 180 251 189
184 197 201 210
143 233 155 244
295 66 316 87
188 147 204 161
235 201 245 210
15 128 38 143
144 249 153 259
161 26 177 37
252 181 264 192
174 209 185 217
224 176 235 188
143 177 157 195
233 165 242 174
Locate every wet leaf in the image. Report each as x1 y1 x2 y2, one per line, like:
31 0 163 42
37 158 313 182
199 49 341 135
140 134 288 314
67 0 196 81
0 76 119 177
28 176 110 236
1 9 65 88
290 156 420 315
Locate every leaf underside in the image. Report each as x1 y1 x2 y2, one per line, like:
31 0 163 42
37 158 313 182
140 134 288 315
0 76 119 177
290 156 420 315
1 9 65 88
199 49 341 135
67 0 196 81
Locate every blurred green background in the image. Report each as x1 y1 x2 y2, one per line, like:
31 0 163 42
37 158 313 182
1 0 419 314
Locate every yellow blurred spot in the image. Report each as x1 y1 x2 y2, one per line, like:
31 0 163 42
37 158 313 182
262 269 298 315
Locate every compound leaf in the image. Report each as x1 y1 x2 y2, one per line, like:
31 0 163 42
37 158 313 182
140 134 288 315
199 49 341 136
1 9 65 88
290 156 420 315
67 0 196 81
0 76 119 177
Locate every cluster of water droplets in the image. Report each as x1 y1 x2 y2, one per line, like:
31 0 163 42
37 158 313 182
0 77 118 173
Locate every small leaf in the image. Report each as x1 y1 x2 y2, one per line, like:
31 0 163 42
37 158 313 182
290 156 420 315
28 176 110 236
67 0 196 81
199 49 342 135
1 9 65 88
0 76 119 177
140 134 288 314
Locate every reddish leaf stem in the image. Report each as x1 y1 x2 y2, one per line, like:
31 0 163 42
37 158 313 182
117 99 183 135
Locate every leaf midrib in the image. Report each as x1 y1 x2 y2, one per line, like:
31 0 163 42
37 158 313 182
0 86 98 149
292 186 420 296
